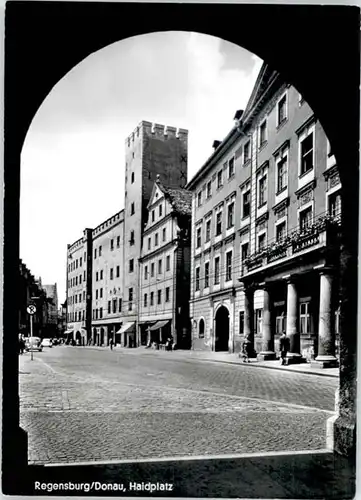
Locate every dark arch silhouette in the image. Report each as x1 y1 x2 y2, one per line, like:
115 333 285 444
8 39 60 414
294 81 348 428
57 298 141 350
199 318 205 339
215 306 230 352
3 3 359 494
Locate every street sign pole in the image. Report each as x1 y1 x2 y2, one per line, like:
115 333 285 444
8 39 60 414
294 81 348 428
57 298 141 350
30 314 33 361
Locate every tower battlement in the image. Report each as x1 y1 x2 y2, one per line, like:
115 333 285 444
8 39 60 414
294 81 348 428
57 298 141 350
125 121 188 145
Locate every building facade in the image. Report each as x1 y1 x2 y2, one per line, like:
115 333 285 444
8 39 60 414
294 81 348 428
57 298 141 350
120 121 188 341
138 179 192 348
91 211 125 346
66 228 93 344
187 64 341 367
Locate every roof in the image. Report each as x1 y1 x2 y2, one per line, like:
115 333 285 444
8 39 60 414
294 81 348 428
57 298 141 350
157 181 192 216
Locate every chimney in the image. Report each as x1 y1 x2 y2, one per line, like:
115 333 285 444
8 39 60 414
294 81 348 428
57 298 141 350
212 140 221 150
234 109 244 120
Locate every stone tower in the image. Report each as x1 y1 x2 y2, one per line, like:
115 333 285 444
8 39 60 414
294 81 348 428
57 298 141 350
121 121 188 338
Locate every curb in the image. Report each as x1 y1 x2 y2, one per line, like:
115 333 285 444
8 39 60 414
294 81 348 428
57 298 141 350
66 346 339 378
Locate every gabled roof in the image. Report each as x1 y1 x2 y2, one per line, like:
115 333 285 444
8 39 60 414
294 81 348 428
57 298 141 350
152 178 192 216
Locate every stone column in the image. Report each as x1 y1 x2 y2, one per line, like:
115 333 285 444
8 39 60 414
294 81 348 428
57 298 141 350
259 285 276 360
286 278 303 363
104 327 108 346
244 286 256 357
312 269 338 368
92 328 96 345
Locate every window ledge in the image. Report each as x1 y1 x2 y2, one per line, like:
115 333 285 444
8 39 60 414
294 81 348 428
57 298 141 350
258 202 267 210
217 185 224 191
276 186 287 196
259 140 268 152
243 159 251 167
277 118 288 131
228 174 235 182
299 168 314 180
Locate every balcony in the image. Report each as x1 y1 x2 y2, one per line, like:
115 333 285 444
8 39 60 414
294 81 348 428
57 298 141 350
243 212 341 274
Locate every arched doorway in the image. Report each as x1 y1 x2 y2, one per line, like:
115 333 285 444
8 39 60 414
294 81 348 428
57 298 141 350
75 331 81 346
215 306 229 352
199 318 205 339
100 328 105 346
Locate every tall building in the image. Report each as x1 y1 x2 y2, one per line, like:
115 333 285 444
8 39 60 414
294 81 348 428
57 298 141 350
91 211 124 346
120 121 188 338
43 283 58 329
66 228 93 344
187 63 341 368
138 178 192 348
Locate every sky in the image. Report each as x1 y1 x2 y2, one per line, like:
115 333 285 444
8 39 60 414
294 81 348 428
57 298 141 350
20 31 263 304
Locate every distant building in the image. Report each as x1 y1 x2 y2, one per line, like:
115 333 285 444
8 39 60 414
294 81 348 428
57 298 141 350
138 178 192 348
187 63 341 368
43 284 58 334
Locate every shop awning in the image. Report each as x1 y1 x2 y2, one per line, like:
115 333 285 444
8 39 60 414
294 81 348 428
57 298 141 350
116 322 135 334
149 320 170 331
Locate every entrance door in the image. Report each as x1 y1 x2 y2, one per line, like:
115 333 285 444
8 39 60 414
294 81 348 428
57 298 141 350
215 306 230 352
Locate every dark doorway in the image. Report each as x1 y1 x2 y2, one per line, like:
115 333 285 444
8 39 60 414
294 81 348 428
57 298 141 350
100 328 104 346
215 306 229 352
75 331 81 346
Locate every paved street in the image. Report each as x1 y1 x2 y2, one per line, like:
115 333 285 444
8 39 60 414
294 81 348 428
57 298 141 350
19 346 338 465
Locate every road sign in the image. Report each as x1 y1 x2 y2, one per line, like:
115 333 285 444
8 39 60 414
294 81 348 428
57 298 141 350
27 305 36 315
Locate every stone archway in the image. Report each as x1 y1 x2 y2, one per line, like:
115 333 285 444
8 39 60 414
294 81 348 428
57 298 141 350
215 306 230 352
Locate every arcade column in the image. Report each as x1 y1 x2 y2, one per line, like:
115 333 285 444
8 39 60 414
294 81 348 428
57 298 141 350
285 277 304 363
259 284 276 360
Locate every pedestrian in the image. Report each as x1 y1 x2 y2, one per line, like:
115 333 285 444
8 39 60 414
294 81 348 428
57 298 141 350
279 331 290 365
241 338 250 363
18 336 25 355
109 338 114 350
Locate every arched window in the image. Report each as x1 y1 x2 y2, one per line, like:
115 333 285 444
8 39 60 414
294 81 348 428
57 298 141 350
199 319 205 339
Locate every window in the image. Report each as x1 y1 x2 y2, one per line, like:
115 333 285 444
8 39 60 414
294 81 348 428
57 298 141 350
228 157 235 178
216 212 222 236
157 290 162 305
277 155 288 193
239 311 245 334
84 252 86 261
329 191 341 218
299 206 313 231
144 294 148 307
196 227 202 248
96 271 99 282
214 257 220 285
162 228 166 242
84 271 86 281
150 292 154 306
158 259 162 274
113 299 117 314
152 210 155 222
195 267 200 291
197 191 202 207
79 293 81 303
116 265 120 277
244 141 250 163
159 204 163 217
99 245 102 256
83 291 86 300
206 181 212 199
226 251 232 281
108 301 111 314
99 308 103 319
148 237 151 251
259 120 267 147
155 233 159 247
80 257 82 267
277 94 287 125
204 262 209 288
199 319 205 339
128 288 133 311
166 255 170 272
79 275 82 284
258 233 266 251
258 174 267 207
276 221 286 242
255 309 263 334
131 172 135 184
129 259 134 273
217 170 223 189
117 235 121 247
94 249 97 259
275 308 286 334
227 202 235 229
110 268 114 280
300 132 314 175
75 276 78 286
131 202 135 215
205 219 211 242
118 298 122 312
100 288 103 299
300 302 311 334
100 270 103 280
243 190 250 218
151 263 155 277
144 265 148 280
96 309 98 320
96 290 98 300
110 239 114 251
76 259 78 269
165 287 170 302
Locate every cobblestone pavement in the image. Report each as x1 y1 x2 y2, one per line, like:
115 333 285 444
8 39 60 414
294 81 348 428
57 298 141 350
19 346 338 465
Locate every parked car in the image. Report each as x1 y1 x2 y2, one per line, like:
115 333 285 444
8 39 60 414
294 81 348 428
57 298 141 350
24 337 43 352
41 338 53 348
